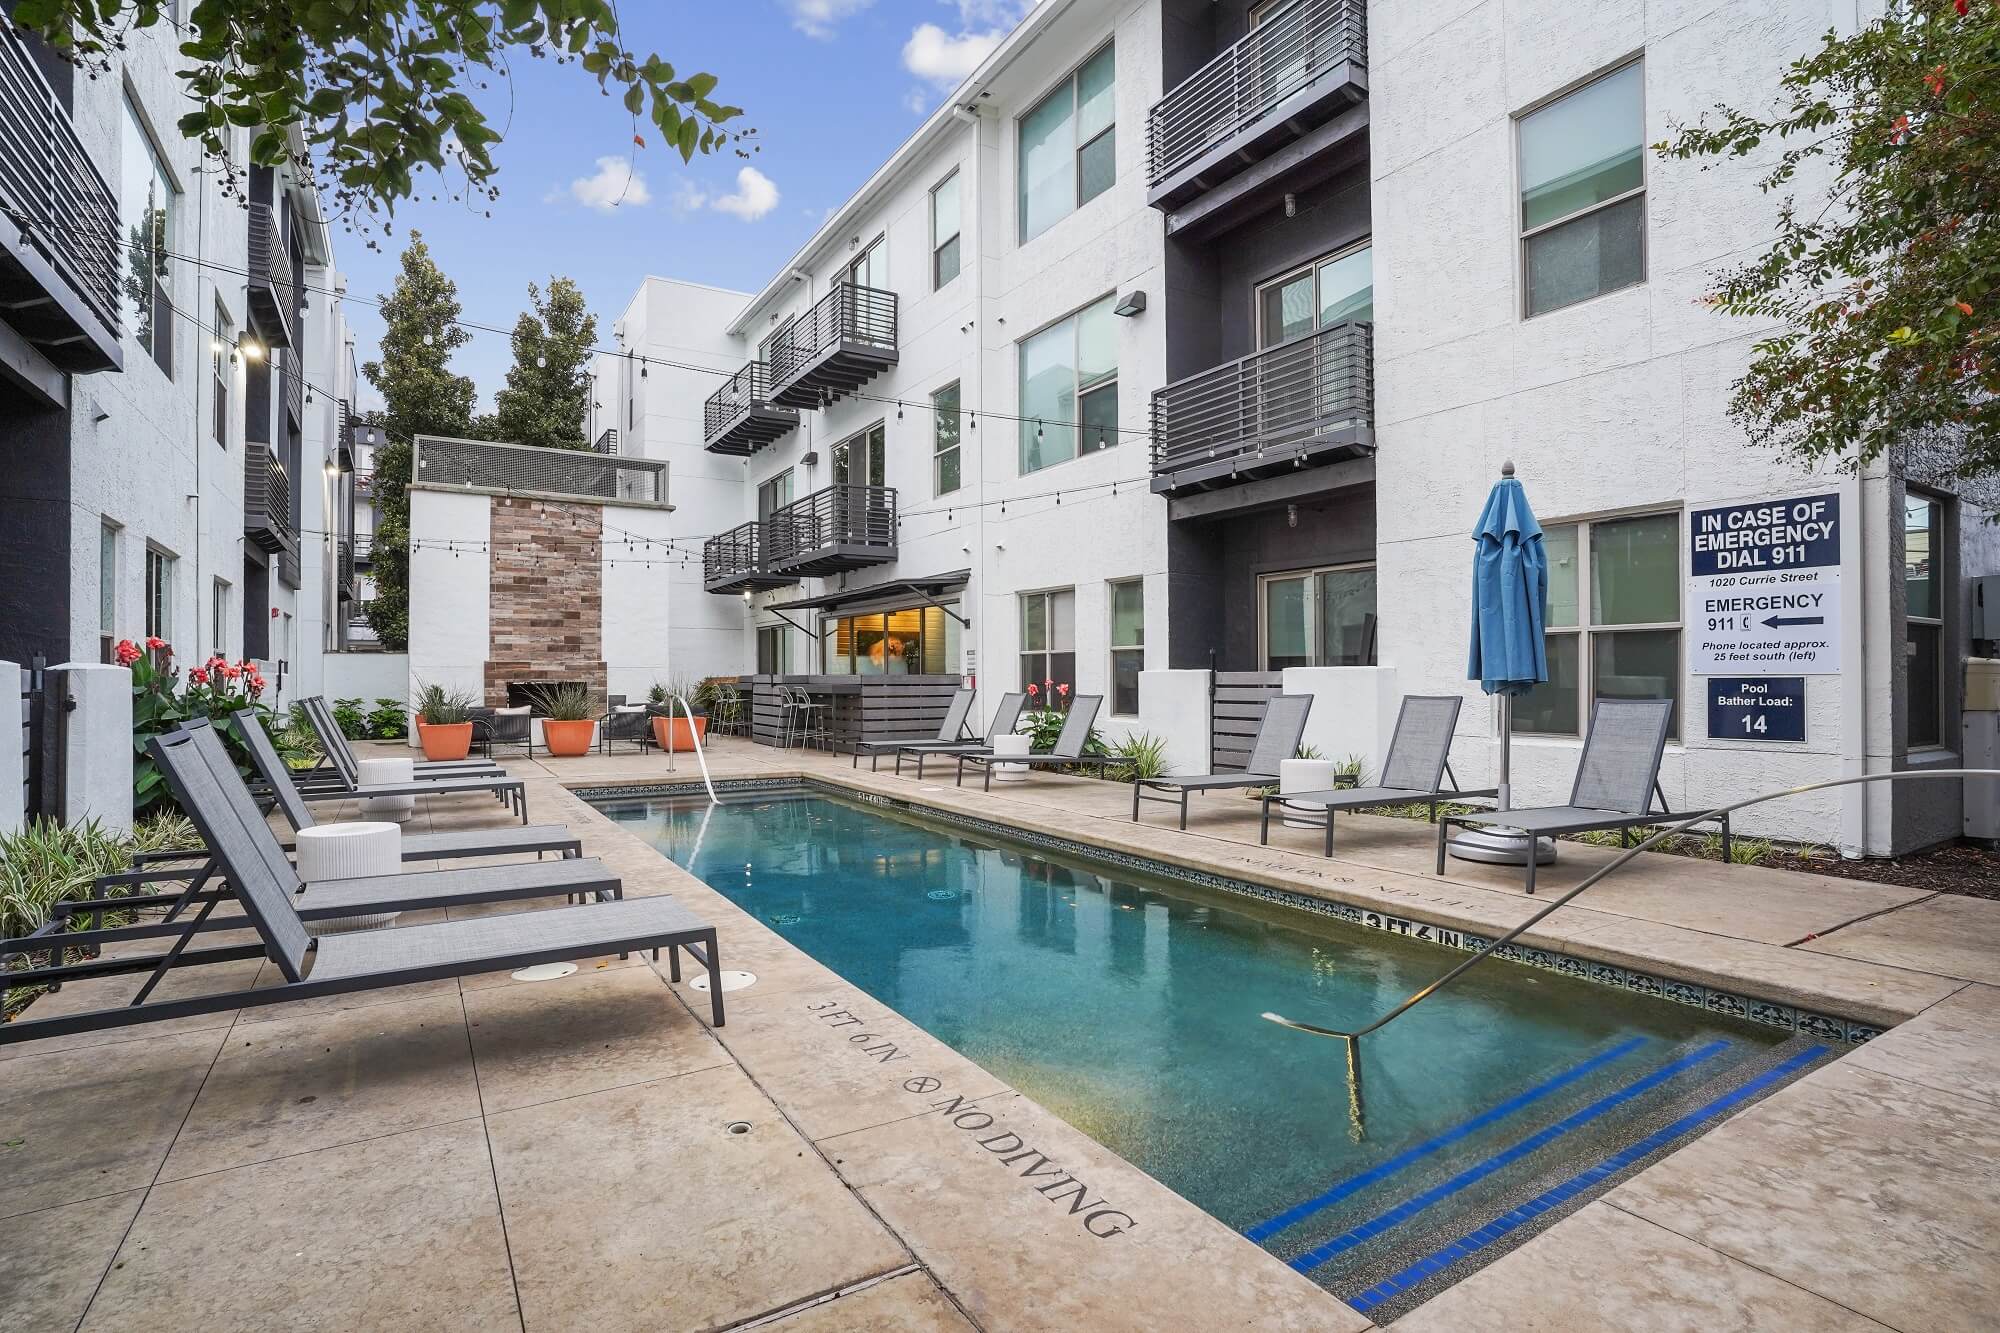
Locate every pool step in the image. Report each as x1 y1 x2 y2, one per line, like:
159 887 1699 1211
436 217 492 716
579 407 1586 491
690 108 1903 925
1252 1035 1831 1321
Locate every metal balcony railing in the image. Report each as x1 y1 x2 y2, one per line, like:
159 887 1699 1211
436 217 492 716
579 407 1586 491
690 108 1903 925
336 537 354 597
703 520 800 594
592 427 619 455
764 484 897 575
245 201 294 348
703 360 801 453
413 435 667 505
244 441 295 553
1147 0 1367 189
0 26 122 368
280 353 303 426
766 283 898 407
1150 321 1373 492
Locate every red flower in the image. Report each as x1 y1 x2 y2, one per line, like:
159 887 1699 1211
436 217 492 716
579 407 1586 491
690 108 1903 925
189 667 209 685
222 664 241 679
247 676 266 696
1957 301 1975 317
1927 64 1948 96
1026 683 1039 697
113 639 141 666
1956 0 1969 17
144 636 166 651
1056 682 1070 697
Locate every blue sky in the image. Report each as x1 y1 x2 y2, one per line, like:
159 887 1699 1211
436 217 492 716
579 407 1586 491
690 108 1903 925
339 1 1029 411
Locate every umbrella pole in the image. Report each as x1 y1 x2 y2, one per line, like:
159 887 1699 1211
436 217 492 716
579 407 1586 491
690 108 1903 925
1498 694 1512 811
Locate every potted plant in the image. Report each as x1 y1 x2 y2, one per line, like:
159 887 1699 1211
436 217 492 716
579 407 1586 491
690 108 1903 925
413 682 477 761
533 682 598 757
650 676 709 753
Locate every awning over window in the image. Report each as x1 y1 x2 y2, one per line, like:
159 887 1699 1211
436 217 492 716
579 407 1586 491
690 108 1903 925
767 570 971 619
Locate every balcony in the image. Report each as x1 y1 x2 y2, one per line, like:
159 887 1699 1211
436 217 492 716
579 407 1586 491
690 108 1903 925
244 441 296 554
0 26 121 374
1147 0 1367 212
592 427 619 455
352 534 374 569
1150 321 1372 496
245 202 294 349
280 352 303 427
413 435 667 506
767 284 897 409
337 399 355 467
765 484 897 577
337 538 355 600
702 521 797 595
704 361 800 455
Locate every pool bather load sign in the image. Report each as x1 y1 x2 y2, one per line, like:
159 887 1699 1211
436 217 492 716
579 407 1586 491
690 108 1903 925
1689 493 1841 676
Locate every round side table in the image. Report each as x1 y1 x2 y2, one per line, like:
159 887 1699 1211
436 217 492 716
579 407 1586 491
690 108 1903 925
357 756 415 823
295 821 403 934
989 733 1030 783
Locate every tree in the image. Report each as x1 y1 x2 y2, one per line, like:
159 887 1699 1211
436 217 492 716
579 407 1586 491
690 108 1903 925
1659 0 1999 481
9 0 749 223
360 233 476 651
493 278 599 449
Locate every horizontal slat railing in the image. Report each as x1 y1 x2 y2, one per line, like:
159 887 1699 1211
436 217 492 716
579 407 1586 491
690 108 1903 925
246 202 294 340
767 284 898 394
765 484 897 566
1151 321 1372 476
703 522 763 585
704 362 775 439
1146 0 1366 187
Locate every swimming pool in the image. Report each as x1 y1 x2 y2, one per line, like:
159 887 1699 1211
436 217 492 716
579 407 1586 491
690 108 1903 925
596 787 1832 1318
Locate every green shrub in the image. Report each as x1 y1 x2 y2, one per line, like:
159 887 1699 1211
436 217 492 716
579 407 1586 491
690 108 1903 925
368 697 408 739
413 682 476 725
331 696 369 739
530 681 596 721
1112 731 1170 781
128 810 201 855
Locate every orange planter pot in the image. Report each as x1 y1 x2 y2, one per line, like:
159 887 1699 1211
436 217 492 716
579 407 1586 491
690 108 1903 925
542 719 596 758
416 720 473 762
652 715 708 752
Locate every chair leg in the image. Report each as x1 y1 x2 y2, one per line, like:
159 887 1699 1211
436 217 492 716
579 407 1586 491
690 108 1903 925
955 756 966 787
1133 782 1142 822
984 761 993 793
1435 819 1449 875
1179 790 1188 832
705 934 725 1027
1525 847 1538 896
1258 795 1271 845
1324 809 1336 857
667 942 681 981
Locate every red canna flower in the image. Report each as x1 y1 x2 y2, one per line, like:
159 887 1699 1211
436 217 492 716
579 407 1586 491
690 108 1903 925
1955 0 1969 17
222 663 241 679
114 640 141 666
189 667 209 685
1957 301 1975 317
144 636 166 651
1056 682 1070 697
1026 683 1039 697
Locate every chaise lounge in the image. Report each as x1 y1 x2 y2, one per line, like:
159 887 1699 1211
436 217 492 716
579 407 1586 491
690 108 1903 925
955 695 1134 790
853 687 974 771
895 692 1026 778
1132 694 1314 830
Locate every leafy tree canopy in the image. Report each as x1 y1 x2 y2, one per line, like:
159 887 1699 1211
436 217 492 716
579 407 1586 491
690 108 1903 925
1659 0 1999 482
493 277 598 449
9 0 749 226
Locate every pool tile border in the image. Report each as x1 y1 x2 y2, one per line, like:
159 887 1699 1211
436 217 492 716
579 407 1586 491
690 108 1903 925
575 779 1879 1046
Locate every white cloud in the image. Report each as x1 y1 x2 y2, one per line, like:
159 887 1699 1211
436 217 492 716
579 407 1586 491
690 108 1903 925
785 0 873 40
902 21 1005 85
711 167 781 221
566 156 650 212
949 0 1035 26
669 179 709 216
903 86 934 115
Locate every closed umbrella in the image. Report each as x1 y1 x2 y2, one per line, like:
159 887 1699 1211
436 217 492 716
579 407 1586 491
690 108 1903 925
1455 461 1553 864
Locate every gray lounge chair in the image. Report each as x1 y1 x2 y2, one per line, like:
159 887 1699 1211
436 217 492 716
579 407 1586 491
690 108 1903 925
956 695 1133 790
233 710 583 862
1435 697 1729 894
853 687 974 771
291 697 530 822
301 695 505 781
0 733 724 1046
896 692 1026 777
1131 694 1314 829
1258 695 1499 853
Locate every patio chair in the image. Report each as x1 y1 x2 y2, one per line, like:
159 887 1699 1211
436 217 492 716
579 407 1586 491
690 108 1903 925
0 730 725 1048
233 710 583 862
852 687 974 771
476 704 536 758
290 699 533 823
1131 694 1314 830
1257 695 1499 854
300 696 506 783
1434 697 1728 894
895 692 1025 778
598 699 653 754
956 695 1134 790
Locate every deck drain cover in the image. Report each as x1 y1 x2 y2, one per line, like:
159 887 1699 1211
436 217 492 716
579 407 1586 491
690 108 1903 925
725 1120 753 1135
511 962 578 982
925 889 959 901
690 970 758 993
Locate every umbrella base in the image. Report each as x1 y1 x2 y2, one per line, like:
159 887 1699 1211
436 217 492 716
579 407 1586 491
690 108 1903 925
1447 826 1558 866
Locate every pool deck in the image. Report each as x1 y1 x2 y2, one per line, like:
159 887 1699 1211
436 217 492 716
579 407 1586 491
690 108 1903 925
4 737 1997 1331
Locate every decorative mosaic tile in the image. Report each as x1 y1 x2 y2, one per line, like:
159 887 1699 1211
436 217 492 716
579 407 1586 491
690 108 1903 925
1846 1024 1883 1043
1662 980 1706 1008
1705 991 1749 1018
1747 1000 1796 1030
1797 1012 1849 1042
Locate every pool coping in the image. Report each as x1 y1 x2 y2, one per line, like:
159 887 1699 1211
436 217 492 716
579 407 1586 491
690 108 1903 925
575 775 1893 1044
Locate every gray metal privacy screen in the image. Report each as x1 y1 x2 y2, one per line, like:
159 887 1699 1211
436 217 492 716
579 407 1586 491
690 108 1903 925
413 436 667 505
1212 671 1284 772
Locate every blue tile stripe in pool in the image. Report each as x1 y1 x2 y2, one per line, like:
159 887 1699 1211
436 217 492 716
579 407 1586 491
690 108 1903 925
1287 1040 1732 1274
1245 1036 1650 1243
1345 1043 1831 1313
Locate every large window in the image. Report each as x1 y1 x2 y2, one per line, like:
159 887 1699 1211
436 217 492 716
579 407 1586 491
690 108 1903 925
98 521 119 662
1518 60 1645 317
1018 43 1115 242
1019 589 1076 700
1516 510 1681 738
1260 564 1378 669
832 423 886 486
933 382 962 495
1109 580 1144 716
144 545 175 641
845 235 885 291
821 603 961 675
1018 295 1117 474
1256 243 1374 348
211 578 230 659
931 170 961 289
757 469 794 520
121 97 177 376
757 624 794 675
211 298 232 446
1905 493 1944 748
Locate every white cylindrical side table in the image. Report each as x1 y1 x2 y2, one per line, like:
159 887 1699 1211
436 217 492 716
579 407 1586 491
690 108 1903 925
1278 758 1338 828
989 733 1030 783
357 756 415 823
295 821 403 934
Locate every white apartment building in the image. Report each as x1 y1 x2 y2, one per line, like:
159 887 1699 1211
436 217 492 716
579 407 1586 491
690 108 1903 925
607 0 1989 855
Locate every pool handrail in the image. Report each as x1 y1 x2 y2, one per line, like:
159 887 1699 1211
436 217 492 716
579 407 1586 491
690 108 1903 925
659 693 718 803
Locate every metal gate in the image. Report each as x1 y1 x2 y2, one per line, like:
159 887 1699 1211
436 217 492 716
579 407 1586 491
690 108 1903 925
1211 670 1283 772
20 658 66 824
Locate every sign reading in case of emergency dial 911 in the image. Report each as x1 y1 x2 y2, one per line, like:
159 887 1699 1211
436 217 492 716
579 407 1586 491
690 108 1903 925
1689 493 1841 676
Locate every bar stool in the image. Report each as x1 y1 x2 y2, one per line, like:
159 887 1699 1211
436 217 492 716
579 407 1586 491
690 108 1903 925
781 685 830 751
711 684 746 739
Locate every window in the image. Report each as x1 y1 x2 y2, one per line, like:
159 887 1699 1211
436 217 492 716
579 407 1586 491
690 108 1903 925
1256 242 1374 348
1259 564 1378 669
1019 589 1076 700
1518 60 1645 317
758 317 793 365
1905 493 1944 748
1018 295 1117 474
757 624 793 675
98 521 119 662
211 578 230 659
212 298 232 445
121 97 177 376
1517 510 1681 738
820 603 960 675
1018 43 1114 242
931 170 962 289
845 236 885 292
832 422 886 487
757 469 794 520
1109 580 1144 716
144 546 175 642
932 381 962 495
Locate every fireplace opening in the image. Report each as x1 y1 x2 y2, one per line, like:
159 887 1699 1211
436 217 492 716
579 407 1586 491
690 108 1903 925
507 681 586 714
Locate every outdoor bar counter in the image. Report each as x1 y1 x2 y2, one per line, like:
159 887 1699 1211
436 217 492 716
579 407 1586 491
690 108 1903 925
739 674 965 753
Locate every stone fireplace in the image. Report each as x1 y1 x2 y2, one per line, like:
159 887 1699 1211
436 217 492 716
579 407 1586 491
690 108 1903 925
482 496 608 707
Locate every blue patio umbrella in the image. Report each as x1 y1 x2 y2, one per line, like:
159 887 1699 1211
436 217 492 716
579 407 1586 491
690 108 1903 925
1467 461 1548 814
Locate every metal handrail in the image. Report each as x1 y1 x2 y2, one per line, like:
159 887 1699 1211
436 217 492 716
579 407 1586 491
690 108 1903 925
764 483 897 566
1150 321 1372 473
704 361 776 438
703 521 763 584
659 694 716 802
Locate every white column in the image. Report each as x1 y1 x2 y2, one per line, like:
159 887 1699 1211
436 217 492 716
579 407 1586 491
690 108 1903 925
0 661 23 835
1139 669 1211 776
54 663 134 838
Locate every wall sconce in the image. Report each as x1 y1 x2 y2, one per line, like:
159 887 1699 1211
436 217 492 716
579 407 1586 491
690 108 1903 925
236 335 263 362
1113 291 1147 318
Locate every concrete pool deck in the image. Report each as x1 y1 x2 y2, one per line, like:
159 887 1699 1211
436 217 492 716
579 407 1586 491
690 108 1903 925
3 736 1995 1331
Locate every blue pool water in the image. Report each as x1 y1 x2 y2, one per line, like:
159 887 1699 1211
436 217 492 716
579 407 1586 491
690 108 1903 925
597 789 1828 1315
